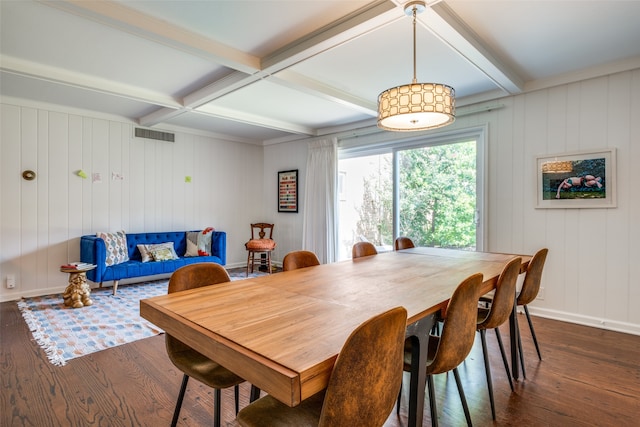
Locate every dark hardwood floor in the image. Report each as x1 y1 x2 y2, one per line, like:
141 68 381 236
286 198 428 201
2 299 639 427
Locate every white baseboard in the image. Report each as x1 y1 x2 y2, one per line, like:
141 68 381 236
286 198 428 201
1 286 67 302
1 264 288 302
526 306 640 336
225 262 247 269
0 274 173 303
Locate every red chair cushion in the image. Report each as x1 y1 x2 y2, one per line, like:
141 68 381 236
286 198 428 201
245 239 276 251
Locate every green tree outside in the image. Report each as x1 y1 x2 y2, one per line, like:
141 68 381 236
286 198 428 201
399 141 476 249
354 141 476 250
355 170 393 247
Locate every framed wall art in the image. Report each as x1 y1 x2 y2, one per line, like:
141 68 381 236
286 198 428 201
278 169 298 213
535 148 616 209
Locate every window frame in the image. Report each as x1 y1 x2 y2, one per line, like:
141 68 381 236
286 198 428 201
338 125 488 251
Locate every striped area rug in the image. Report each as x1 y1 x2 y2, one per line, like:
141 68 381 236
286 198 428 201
17 267 270 366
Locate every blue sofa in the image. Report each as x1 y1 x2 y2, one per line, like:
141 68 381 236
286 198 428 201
80 231 226 294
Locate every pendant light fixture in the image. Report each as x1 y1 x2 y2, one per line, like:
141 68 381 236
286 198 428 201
377 1 455 131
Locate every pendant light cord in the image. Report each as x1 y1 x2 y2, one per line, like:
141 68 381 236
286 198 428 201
412 6 418 84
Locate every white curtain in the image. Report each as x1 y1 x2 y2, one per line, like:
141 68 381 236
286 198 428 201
302 138 337 264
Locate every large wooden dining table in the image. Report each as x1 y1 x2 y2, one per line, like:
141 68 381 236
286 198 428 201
141 247 530 427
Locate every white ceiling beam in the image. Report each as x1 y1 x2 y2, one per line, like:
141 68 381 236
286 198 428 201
182 71 257 109
261 0 399 72
40 0 260 73
176 0 400 133
424 2 525 94
1 55 181 109
141 71 260 127
138 107 186 127
272 70 378 116
46 0 399 133
36 0 524 136
182 1 400 112
254 0 522 131
194 105 316 136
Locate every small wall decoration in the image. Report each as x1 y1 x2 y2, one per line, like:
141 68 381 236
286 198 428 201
536 148 616 208
278 169 298 213
22 170 36 181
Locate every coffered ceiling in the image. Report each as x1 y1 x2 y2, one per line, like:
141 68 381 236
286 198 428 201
2 0 640 144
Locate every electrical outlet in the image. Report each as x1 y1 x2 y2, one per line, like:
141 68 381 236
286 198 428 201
6 275 16 289
537 287 545 300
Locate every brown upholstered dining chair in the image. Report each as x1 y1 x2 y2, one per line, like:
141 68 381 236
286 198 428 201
352 241 378 259
166 263 248 427
244 223 276 277
237 306 408 427
515 247 548 377
399 273 484 427
282 250 320 271
476 257 521 420
394 236 415 250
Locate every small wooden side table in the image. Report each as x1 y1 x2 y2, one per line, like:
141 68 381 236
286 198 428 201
61 266 96 308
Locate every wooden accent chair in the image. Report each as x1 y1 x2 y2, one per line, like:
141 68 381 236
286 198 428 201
476 257 521 420
244 223 276 277
282 250 320 271
165 263 248 427
516 248 548 377
237 306 408 427
394 236 416 250
352 241 378 259
400 273 485 427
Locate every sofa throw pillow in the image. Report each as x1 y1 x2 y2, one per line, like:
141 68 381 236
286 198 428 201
139 242 179 262
137 244 154 263
184 228 215 257
197 227 215 256
184 232 200 257
149 246 178 261
97 230 129 267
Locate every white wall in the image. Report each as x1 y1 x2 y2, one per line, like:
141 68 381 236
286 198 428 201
2 68 639 335
0 102 264 300
483 70 639 335
267 69 640 335
261 139 308 261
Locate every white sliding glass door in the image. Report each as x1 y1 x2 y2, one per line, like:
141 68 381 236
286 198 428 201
337 126 486 261
397 140 477 250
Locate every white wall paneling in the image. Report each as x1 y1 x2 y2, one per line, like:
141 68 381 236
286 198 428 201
262 139 308 262
264 69 640 335
1 68 639 336
0 103 263 299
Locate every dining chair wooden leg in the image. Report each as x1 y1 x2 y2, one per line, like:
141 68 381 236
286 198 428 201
171 374 189 427
524 305 542 360
479 329 496 420
453 367 472 426
494 327 514 391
